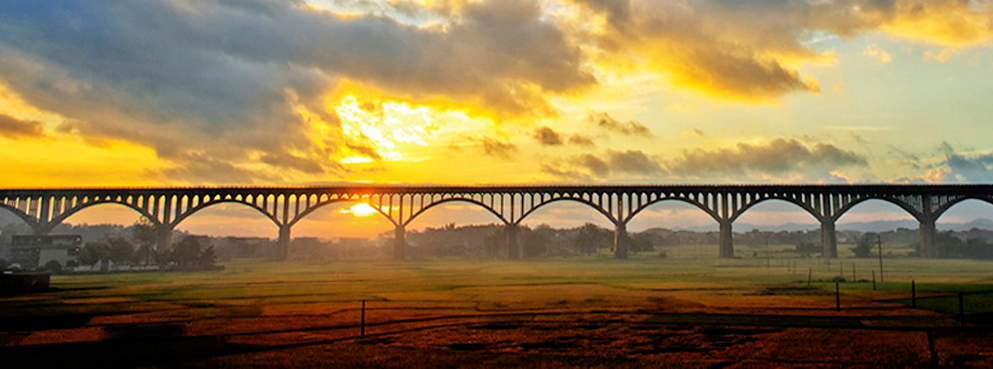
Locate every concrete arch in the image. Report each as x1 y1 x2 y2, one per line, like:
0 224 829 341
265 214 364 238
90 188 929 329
0 203 39 230
934 196 993 221
47 199 159 233
628 197 720 225
833 196 923 223
405 198 509 228
516 197 616 226
730 196 822 224
289 198 396 227
170 199 280 229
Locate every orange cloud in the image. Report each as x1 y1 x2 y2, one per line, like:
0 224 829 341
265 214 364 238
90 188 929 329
882 0 993 48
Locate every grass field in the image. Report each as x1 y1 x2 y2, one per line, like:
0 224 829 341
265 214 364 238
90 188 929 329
2 253 992 367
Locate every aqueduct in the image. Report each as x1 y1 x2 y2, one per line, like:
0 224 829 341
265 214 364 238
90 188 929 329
2 184 991 259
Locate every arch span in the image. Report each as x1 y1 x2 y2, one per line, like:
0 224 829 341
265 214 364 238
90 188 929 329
0 203 39 231
833 196 922 223
49 199 159 230
290 199 396 227
171 200 280 229
404 198 508 227
730 196 822 224
515 197 616 226
934 196 993 222
628 197 720 225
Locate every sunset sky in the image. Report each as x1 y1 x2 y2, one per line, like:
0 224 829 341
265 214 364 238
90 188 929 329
2 0 993 238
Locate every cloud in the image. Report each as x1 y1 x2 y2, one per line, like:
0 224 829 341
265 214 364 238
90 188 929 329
863 44 894 63
937 142 993 182
665 138 868 178
942 153 993 182
591 112 652 137
533 126 563 146
0 113 45 139
607 150 662 174
579 154 609 177
534 126 596 147
567 134 596 147
881 0 993 48
0 0 592 183
471 136 517 159
562 149 661 178
568 0 993 100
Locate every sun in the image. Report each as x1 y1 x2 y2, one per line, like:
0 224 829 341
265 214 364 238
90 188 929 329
343 203 379 217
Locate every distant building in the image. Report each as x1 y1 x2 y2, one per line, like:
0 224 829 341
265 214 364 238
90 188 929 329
10 235 82 269
212 236 275 259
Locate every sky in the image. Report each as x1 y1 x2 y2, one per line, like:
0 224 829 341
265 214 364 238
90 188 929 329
2 0 993 239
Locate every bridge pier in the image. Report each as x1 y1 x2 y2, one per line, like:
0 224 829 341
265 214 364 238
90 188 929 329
506 224 521 259
613 222 628 259
820 219 837 258
156 225 173 255
31 224 52 236
394 225 406 260
719 221 734 258
277 225 291 260
918 218 938 258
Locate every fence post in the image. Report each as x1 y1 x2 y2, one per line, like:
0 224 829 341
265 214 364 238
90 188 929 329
807 268 812 287
927 330 937 367
871 270 876 291
361 300 366 337
851 263 855 281
958 293 965 328
911 280 916 308
835 282 840 310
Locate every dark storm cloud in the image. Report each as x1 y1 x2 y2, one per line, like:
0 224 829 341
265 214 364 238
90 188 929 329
0 113 45 139
0 0 592 182
665 138 867 177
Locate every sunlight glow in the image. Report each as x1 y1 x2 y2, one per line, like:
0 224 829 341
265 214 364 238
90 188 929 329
335 94 439 161
341 203 379 217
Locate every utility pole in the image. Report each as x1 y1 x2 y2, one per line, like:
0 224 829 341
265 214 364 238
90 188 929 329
877 234 884 282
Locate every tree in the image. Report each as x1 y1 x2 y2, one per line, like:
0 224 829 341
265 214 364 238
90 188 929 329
629 233 655 254
79 241 110 266
851 233 877 258
522 226 550 257
169 237 203 267
131 217 157 265
574 223 609 255
106 236 134 264
43 260 64 274
166 236 217 270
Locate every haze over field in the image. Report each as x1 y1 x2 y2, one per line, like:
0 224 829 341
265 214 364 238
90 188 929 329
2 0 993 236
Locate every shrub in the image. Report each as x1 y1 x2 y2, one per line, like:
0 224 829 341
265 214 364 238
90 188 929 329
43 260 64 275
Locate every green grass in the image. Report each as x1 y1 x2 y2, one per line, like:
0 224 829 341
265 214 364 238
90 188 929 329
4 253 992 319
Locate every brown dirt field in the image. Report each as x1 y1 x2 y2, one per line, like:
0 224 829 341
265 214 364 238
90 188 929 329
3 259 993 368
3 287 992 368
